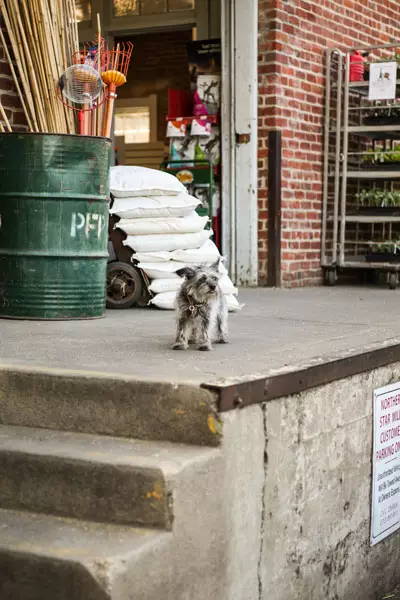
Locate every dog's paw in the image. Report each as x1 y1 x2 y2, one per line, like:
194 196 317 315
217 338 228 344
198 344 212 351
172 343 187 350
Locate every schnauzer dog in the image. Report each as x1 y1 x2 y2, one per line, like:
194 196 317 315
172 260 228 351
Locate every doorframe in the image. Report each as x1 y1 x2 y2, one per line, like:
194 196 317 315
221 0 258 286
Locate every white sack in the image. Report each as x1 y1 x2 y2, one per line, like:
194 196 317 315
148 275 238 295
117 213 208 236
110 193 200 219
124 229 212 253
139 257 226 280
220 276 238 295
110 166 186 197
132 250 173 263
132 239 220 264
172 239 220 263
150 291 242 312
149 291 177 310
139 262 188 279
226 294 243 312
149 278 182 293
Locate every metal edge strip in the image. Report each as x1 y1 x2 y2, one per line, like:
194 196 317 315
202 342 400 412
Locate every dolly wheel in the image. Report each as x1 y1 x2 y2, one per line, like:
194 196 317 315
106 262 144 309
388 272 398 290
324 268 337 286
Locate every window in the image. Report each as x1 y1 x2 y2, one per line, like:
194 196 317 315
114 107 151 143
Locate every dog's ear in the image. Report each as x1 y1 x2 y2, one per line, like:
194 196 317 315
210 258 221 272
176 267 196 279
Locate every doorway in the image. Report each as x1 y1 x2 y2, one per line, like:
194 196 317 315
77 0 258 285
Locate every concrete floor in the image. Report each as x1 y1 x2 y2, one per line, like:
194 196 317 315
2 286 400 385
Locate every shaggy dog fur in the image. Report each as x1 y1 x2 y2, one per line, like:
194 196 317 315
172 260 228 351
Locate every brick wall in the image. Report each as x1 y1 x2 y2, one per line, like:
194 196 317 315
258 0 400 287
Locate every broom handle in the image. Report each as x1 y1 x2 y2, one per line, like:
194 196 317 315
0 98 12 131
102 83 116 138
78 109 85 134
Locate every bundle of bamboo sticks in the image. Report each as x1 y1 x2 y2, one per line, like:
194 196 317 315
0 0 79 133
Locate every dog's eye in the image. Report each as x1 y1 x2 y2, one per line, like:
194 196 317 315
200 275 207 283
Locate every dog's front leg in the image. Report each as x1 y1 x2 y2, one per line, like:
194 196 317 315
189 325 199 344
216 309 229 344
198 315 212 351
173 317 191 350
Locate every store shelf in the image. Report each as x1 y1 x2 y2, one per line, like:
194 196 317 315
329 125 400 139
347 170 400 178
340 258 400 270
349 79 400 87
165 115 218 124
323 45 400 280
347 79 400 97
348 125 400 139
328 214 400 223
344 214 400 223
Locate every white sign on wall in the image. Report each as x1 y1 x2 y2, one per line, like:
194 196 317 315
368 61 398 101
371 382 400 545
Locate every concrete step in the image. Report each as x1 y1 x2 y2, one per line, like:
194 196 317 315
0 507 171 600
0 365 221 446
0 424 216 529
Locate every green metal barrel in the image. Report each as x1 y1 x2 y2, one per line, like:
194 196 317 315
0 133 111 319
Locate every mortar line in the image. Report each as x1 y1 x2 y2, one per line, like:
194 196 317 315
257 402 268 599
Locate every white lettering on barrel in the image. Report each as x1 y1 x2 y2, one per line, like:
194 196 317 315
71 212 104 239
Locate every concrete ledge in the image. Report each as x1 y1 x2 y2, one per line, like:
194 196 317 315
0 365 222 447
203 338 400 411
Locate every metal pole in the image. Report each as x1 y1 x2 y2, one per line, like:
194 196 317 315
267 130 281 287
339 52 350 266
333 50 343 264
220 0 235 279
321 49 332 266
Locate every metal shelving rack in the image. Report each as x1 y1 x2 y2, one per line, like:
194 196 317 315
322 43 400 288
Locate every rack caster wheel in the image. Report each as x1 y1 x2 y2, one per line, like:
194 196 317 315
388 272 398 290
324 268 337 286
106 262 144 308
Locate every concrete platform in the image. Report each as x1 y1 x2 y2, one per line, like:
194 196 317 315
1 286 400 600
2 286 400 387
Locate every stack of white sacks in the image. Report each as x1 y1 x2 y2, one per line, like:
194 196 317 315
109 166 240 311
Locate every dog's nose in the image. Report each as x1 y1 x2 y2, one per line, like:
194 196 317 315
209 284 216 291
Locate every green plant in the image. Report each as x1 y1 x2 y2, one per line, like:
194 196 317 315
362 145 400 165
369 240 400 253
356 188 400 207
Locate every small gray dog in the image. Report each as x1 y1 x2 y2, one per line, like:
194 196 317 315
172 260 228 351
